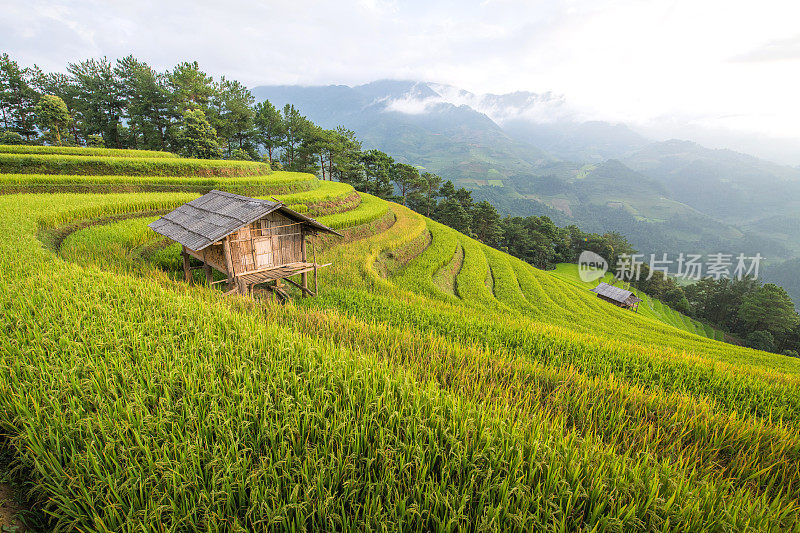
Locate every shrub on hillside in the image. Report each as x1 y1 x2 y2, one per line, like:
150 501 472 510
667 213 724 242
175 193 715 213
0 144 176 158
87 134 105 148
746 330 775 352
0 131 26 145
229 148 252 161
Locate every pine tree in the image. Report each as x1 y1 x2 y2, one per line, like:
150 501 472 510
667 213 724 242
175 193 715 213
0 54 39 140
360 149 394 198
389 162 420 205
253 100 284 163
67 57 125 147
471 201 502 245
738 284 799 335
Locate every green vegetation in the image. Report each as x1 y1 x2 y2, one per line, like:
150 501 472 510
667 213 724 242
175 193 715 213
0 170 316 195
0 143 177 158
3 98 800 532
0 152 269 176
550 263 721 340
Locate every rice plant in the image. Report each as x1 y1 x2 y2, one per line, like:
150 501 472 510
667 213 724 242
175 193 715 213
2 156 800 531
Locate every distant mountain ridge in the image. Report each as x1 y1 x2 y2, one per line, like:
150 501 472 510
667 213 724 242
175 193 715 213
252 80 648 167
252 80 552 186
250 80 800 307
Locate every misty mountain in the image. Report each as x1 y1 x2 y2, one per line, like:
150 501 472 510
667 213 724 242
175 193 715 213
503 120 650 162
251 81 550 185
623 140 800 220
252 81 652 171
250 80 800 293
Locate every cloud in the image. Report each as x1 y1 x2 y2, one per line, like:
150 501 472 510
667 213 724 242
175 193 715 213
1 0 799 145
382 82 577 124
731 35 800 63
382 94 441 115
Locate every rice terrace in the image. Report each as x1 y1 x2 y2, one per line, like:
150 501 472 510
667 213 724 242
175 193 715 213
3 3 800 530
0 140 797 531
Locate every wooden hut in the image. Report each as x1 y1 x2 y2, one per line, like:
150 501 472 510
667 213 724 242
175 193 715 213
589 282 642 311
149 190 341 299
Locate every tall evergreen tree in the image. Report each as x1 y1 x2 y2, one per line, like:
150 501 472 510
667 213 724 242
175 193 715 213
408 171 443 217
67 57 125 147
176 108 222 159
0 54 39 139
210 77 255 155
115 56 173 150
253 100 284 162
738 284 799 335
30 71 82 145
472 201 502 245
168 61 215 112
360 149 394 198
280 104 303 169
330 127 363 184
389 162 420 205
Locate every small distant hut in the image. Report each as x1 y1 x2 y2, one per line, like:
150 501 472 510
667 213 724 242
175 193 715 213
149 190 341 299
589 282 642 311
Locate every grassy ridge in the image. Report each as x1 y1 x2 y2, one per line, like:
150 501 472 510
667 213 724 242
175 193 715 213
5 252 791 531
317 193 389 230
0 152 270 176
55 207 800 509
0 171 316 195
550 263 721 340
0 144 177 158
4 194 798 530
271 181 359 215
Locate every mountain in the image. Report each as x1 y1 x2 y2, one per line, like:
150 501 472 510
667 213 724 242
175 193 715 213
502 119 650 162
251 80 800 282
623 140 800 256
251 81 551 186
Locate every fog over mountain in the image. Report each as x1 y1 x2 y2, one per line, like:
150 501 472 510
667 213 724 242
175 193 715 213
381 83 800 166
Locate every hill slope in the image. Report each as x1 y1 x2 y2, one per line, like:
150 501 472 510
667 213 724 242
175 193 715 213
2 145 800 530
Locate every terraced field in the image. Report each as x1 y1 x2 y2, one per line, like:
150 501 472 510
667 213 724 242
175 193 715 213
550 263 724 340
2 145 800 531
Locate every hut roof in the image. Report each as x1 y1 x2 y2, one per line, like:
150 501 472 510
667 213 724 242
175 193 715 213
148 190 341 251
590 282 643 304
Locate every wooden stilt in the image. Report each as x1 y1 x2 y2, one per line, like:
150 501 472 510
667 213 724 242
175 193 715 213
223 238 235 291
181 246 191 283
284 277 316 296
311 234 318 294
300 230 308 298
203 249 213 284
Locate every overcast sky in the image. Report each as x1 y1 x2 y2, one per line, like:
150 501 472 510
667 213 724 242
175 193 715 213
2 0 799 159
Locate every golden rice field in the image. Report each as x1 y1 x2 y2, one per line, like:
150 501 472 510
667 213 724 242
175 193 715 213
2 145 800 532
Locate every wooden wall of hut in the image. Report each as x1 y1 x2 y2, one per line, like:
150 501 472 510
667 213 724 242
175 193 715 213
227 212 305 275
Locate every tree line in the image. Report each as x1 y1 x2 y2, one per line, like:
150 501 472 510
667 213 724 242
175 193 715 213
0 53 354 165
682 277 799 355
